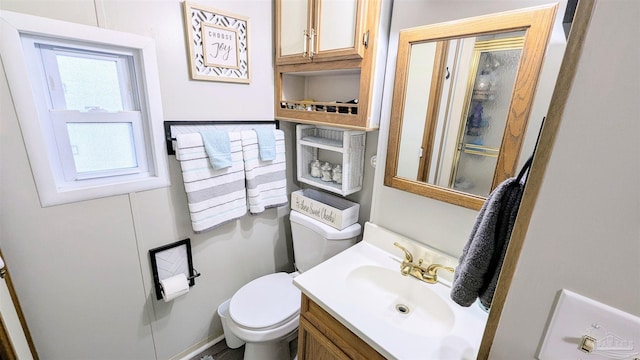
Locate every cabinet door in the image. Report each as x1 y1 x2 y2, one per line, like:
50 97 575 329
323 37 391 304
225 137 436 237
277 0 368 65
298 317 350 360
299 295 387 360
277 0 313 64
313 0 366 61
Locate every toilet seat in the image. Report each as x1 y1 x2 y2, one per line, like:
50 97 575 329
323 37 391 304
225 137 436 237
229 272 301 331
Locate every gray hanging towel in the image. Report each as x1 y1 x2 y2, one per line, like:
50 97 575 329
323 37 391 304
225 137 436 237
450 177 525 309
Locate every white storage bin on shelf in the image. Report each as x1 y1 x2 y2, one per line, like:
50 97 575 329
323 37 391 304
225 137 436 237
296 124 366 196
291 189 360 230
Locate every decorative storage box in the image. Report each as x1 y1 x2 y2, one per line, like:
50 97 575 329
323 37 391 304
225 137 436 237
291 189 360 230
296 124 366 196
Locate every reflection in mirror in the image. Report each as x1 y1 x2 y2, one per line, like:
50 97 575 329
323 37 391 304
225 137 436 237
396 40 448 181
385 6 558 209
443 32 525 197
397 33 527 197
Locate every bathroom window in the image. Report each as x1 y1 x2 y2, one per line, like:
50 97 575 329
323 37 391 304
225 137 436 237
36 44 150 181
1 11 170 206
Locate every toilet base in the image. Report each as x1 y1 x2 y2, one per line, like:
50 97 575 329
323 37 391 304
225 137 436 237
243 330 297 360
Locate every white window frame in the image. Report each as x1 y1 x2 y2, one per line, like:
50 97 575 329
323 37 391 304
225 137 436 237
50 111 148 181
32 40 149 182
0 10 170 206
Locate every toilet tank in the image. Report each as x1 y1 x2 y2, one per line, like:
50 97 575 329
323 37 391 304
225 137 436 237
290 210 361 272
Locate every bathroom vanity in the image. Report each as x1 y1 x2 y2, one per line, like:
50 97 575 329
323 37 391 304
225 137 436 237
293 222 488 359
298 294 385 359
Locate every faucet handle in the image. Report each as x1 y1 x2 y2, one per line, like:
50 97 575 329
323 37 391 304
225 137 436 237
426 264 455 277
393 242 414 263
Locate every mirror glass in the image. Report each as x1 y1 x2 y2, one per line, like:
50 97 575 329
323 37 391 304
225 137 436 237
385 8 556 209
397 31 526 198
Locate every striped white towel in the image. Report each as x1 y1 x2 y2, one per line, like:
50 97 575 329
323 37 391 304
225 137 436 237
241 129 288 214
176 132 247 233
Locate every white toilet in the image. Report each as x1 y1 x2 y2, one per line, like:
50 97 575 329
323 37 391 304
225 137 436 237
223 210 361 360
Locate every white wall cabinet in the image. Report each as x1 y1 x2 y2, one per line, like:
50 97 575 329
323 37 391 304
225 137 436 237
276 0 366 65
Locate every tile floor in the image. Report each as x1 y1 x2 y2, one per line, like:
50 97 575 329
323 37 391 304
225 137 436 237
190 341 244 360
190 338 298 360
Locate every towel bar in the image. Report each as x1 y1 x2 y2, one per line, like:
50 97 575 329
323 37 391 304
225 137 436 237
164 120 279 155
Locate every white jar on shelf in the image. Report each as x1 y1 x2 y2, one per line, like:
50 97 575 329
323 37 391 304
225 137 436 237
310 160 322 178
320 162 333 182
332 165 343 184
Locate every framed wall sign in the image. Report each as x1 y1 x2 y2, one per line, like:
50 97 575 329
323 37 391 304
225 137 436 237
183 2 250 83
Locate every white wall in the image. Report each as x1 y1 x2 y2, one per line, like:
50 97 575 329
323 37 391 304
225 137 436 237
372 0 639 357
492 0 640 356
0 1 293 359
372 0 568 257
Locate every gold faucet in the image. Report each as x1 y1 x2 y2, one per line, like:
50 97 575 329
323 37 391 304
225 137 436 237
425 263 455 283
393 242 455 284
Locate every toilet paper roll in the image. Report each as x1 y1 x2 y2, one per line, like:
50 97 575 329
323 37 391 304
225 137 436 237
160 273 189 302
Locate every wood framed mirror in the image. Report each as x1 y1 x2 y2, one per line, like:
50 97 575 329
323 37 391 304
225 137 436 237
384 5 558 210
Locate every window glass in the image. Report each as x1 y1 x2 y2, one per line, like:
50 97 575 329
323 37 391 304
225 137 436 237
66 122 138 174
38 45 145 180
56 54 126 112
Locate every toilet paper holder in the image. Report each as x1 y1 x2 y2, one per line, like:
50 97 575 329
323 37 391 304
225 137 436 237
149 238 201 301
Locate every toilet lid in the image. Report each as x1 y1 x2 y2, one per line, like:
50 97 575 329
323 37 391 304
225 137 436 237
229 273 301 329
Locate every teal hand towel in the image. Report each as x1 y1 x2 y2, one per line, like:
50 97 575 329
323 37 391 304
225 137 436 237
200 130 232 169
254 128 276 161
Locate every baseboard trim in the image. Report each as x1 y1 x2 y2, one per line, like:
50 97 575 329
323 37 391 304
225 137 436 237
170 334 225 360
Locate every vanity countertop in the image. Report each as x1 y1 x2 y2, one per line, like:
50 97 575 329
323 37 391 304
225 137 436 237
293 222 488 359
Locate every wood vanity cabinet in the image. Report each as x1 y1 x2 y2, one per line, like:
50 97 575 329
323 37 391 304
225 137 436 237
274 0 387 130
297 294 386 360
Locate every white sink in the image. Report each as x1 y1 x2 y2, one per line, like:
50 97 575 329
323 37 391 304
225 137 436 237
293 222 489 359
346 265 455 336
